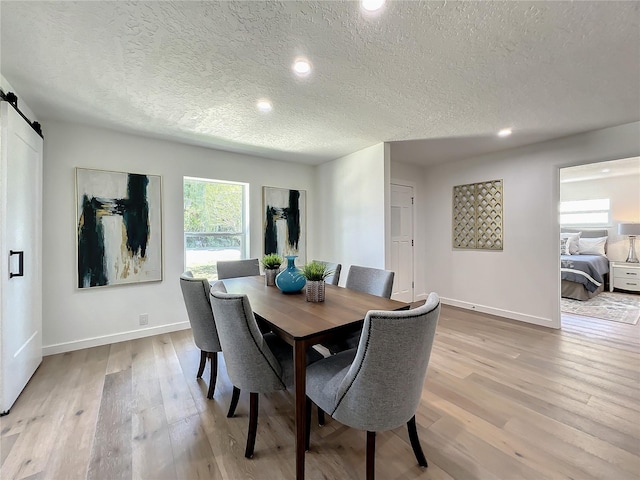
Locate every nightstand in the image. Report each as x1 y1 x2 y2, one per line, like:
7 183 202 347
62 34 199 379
610 262 640 293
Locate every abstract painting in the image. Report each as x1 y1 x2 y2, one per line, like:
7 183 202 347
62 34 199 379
76 168 162 288
263 187 306 265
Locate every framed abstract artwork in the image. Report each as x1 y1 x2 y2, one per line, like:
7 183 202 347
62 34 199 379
263 186 306 265
76 168 163 288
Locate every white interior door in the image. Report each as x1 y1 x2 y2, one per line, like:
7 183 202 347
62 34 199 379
390 184 414 302
0 102 43 414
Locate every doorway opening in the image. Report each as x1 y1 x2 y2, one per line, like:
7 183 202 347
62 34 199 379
559 157 640 327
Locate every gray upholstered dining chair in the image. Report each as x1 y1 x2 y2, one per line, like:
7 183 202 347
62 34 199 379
313 260 342 286
346 265 394 298
179 272 227 399
209 289 324 458
305 293 441 480
324 265 395 354
216 258 260 280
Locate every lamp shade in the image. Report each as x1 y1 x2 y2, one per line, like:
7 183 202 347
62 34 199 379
618 223 640 235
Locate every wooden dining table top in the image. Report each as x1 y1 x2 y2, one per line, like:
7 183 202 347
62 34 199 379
221 275 409 342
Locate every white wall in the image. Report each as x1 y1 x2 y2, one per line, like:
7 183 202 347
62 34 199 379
316 143 388 284
422 122 640 328
0 76 37 122
34 117 640 352
41 121 315 354
561 167 640 261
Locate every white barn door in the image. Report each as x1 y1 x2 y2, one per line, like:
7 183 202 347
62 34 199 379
390 184 414 302
0 102 43 414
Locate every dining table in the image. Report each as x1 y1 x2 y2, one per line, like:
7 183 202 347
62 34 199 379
222 275 409 480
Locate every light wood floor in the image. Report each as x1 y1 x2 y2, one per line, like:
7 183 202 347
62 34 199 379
1 305 639 479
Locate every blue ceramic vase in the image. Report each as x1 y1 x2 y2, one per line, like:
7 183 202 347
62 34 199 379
275 256 306 293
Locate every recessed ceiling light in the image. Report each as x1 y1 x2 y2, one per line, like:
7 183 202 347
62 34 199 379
293 58 311 77
498 128 512 137
602 168 611 173
257 100 272 113
361 0 385 12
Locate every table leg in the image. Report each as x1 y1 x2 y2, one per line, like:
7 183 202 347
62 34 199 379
294 340 307 480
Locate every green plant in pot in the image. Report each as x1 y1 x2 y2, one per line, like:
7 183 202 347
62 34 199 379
262 253 283 286
301 261 334 302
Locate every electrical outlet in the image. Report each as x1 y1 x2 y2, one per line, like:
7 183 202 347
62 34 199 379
139 313 149 326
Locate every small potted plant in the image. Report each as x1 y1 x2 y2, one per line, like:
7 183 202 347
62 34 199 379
300 261 333 302
262 253 283 286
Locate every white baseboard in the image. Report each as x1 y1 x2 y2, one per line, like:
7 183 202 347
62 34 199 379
439 297 559 328
42 321 191 356
42 297 558 356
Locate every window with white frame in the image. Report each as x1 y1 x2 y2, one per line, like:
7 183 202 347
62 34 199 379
560 198 610 226
184 177 249 279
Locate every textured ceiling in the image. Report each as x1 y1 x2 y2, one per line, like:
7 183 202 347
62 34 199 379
1 1 639 166
560 156 640 183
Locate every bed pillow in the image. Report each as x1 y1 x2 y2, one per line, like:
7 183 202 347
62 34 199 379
560 237 569 255
560 232 581 255
579 236 607 256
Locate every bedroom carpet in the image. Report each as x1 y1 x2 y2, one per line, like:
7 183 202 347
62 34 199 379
561 292 640 324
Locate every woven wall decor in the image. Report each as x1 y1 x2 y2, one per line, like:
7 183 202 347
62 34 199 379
453 179 503 250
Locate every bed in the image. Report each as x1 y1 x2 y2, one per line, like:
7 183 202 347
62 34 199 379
561 229 610 301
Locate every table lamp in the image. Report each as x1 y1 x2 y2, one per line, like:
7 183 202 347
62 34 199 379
618 223 640 263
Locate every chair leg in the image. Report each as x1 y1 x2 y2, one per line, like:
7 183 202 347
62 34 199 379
366 431 376 480
227 386 241 418
305 397 312 451
317 406 325 426
407 416 428 467
197 350 207 378
245 392 259 458
207 352 217 399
